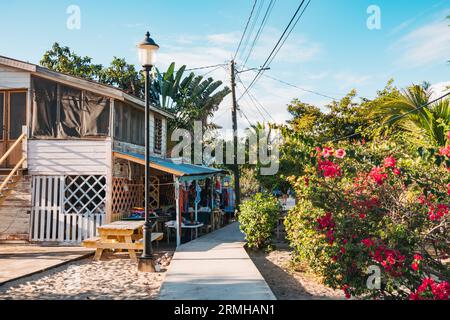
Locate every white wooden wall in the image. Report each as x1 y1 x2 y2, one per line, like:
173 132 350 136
27 139 112 175
0 65 30 89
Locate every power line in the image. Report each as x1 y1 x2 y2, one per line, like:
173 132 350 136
235 73 270 122
266 0 311 68
242 0 277 67
325 91 450 144
238 0 266 63
236 74 275 122
262 73 339 100
184 63 228 72
238 0 310 101
234 0 258 60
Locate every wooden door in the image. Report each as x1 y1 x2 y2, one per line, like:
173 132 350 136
0 91 27 168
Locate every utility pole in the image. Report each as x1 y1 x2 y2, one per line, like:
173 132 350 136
230 60 241 210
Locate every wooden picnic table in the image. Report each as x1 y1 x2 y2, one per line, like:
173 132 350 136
83 221 163 262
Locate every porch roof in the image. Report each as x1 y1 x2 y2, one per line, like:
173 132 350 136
113 151 227 181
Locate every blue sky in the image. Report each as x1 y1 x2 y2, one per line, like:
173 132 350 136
1 0 449 129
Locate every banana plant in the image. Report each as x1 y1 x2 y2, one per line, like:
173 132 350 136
150 63 231 132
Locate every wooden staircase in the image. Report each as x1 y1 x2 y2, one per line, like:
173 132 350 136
0 132 26 204
0 131 29 241
0 168 24 206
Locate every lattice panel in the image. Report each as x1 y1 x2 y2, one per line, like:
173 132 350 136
148 176 160 209
64 176 106 215
112 178 144 215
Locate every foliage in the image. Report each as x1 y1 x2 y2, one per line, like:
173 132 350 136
239 193 281 250
284 139 450 300
371 83 450 147
240 167 260 199
98 57 144 97
151 63 231 132
41 43 103 81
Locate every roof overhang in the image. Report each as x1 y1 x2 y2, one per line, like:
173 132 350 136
113 151 227 181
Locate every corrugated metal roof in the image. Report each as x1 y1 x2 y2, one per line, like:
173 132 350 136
113 151 226 178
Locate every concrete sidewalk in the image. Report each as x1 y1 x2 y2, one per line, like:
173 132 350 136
0 244 94 285
158 223 276 300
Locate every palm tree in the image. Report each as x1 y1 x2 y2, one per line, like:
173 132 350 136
151 63 231 131
371 83 450 147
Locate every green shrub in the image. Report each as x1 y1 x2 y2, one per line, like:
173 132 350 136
239 193 280 250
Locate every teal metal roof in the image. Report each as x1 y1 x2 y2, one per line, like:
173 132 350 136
114 151 227 180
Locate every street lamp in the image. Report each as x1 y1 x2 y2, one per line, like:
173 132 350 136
137 31 160 273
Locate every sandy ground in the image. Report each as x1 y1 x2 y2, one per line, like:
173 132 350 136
249 242 345 300
0 250 174 300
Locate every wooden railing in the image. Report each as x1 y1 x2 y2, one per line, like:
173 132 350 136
0 132 26 167
0 157 25 195
0 131 27 198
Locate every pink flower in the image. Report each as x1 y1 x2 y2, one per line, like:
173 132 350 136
414 254 423 261
439 146 450 157
361 238 374 248
335 149 346 159
393 168 401 176
384 156 396 168
369 167 388 186
318 161 342 178
447 183 450 196
410 278 450 300
447 131 450 141
321 147 334 158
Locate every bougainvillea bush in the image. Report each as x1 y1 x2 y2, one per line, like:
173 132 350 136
285 137 450 300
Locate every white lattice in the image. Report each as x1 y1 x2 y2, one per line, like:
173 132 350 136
30 175 106 243
64 175 106 215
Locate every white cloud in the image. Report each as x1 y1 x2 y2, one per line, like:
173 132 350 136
430 81 450 100
207 32 241 46
333 72 373 90
391 19 450 68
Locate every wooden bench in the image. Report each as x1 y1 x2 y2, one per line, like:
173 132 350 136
83 233 163 262
83 220 164 262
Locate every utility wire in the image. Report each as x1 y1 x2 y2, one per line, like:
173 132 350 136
238 0 310 101
325 91 450 144
234 0 258 60
242 0 277 67
238 0 266 63
266 0 311 68
262 73 339 101
236 74 275 122
184 63 228 72
235 73 270 122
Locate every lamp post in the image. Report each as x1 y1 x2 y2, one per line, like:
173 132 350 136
137 31 160 272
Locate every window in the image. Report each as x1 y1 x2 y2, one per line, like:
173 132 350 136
9 92 27 139
113 101 144 146
154 117 163 154
31 76 110 139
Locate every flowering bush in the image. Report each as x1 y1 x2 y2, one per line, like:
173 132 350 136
284 139 450 300
239 193 281 250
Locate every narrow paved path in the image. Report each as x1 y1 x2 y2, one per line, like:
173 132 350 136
158 223 276 300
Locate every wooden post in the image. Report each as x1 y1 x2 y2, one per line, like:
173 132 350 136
174 177 181 247
22 126 28 169
105 139 113 223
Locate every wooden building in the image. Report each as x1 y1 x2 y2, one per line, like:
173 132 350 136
0 55 226 245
